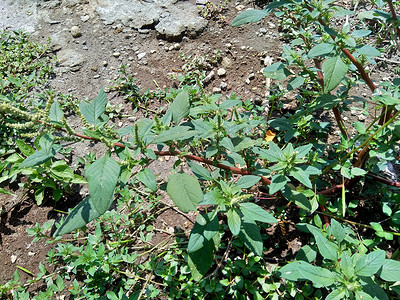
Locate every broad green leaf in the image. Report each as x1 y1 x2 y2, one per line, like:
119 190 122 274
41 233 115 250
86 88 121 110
201 189 225 205
360 277 389 300
34 187 45 205
239 219 263 256
262 142 284 162
356 45 381 58
227 208 241 236
16 140 35 157
329 219 346 243
355 291 374 300
188 234 219 281
278 261 336 287
326 289 346 300
287 76 305 90
351 167 367 177
220 137 235 152
263 62 291 81
187 212 219 253
232 9 268 26
296 245 317 263
85 156 120 215
340 252 354 279
51 161 75 180
269 174 288 194
54 197 103 236
79 88 107 126
350 29 371 38
322 56 348 93
188 161 213 180
136 169 157 192
49 101 64 122
239 202 277 223
169 89 189 125
234 137 261 152
295 144 313 159
305 224 338 261
167 172 203 213
355 250 385 277
236 175 261 188
220 99 242 109
378 259 400 281
19 134 61 169
154 126 197 143
308 43 335 58
291 167 312 188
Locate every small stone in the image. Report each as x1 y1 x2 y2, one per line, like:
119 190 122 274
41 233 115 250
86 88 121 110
236 4 246 10
225 43 232 49
173 43 180 50
196 0 207 5
128 56 134 61
118 121 123 127
203 70 215 84
358 114 368 121
91 66 98 72
220 82 228 91
113 52 121 57
245 78 251 85
221 57 232 69
81 15 90 22
264 56 273 66
28 252 35 256
248 73 255 80
137 52 146 60
259 27 267 34
70 26 82 38
268 22 276 29
102 61 108 67
213 87 222 93
254 97 263 106
11 255 17 263
93 74 100 79
217 68 226 77
350 110 357 116
150 49 157 54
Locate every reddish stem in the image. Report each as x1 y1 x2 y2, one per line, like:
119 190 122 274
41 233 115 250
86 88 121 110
387 0 400 41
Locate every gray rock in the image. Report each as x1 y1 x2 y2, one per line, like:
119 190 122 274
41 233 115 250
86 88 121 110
248 73 255 80
221 57 232 69
217 68 226 77
137 52 146 60
113 52 121 57
57 48 85 71
203 70 215 85
212 87 222 94
70 25 82 38
220 82 228 91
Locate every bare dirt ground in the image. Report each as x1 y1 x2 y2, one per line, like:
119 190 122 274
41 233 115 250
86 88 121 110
0 0 285 286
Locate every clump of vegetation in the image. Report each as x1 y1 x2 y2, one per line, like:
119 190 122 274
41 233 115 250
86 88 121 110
1 0 400 298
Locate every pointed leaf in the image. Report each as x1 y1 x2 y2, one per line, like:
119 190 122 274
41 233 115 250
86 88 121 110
378 259 400 281
239 219 263 256
232 9 268 26
85 156 120 215
269 174 288 194
154 126 197 143
296 245 317 263
79 88 107 126
188 161 213 181
322 56 348 93
305 224 338 261
330 219 346 243
19 135 60 169
187 212 219 253
188 234 219 281
308 43 335 58
227 208 241 236
355 250 385 277
136 169 157 192
326 289 346 300
239 202 277 223
169 89 190 125
291 168 312 188
278 261 336 287
167 172 203 213
49 101 64 122
236 175 261 188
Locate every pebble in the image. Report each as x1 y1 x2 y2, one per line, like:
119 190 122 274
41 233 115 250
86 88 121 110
70 25 82 38
221 57 232 69
102 61 108 67
203 70 215 84
113 52 121 57
137 52 146 60
259 28 267 35
248 73 255 80
220 82 228 91
358 114 368 121
11 255 17 263
81 15 90 22
236 4 246 10
264 56 273 66
91 66 98 72
213 87 222 93
93 74 100 79
217 68 226 77
268 22 276 29
245 78 251 85
225 43 232 49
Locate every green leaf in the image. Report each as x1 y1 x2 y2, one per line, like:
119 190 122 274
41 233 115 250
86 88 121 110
322 56 348 93
239 219 263 256
79 88 107 126
340 252 354 279
54 197 103 236
296 245 317 263
169 89 190 125
350 29 371 38
154 126 197 143
19 134 61 169
378 259 400 281
187 235 218 281
326 289 346 300
329 219 346 243
227 208 241 236
263 62 291 81
287 76 305 90
187 212 219 253
232 9 268 26
16 140 35 157
360 277 389 300
51 161 75 180
305 224 338 261
278 261 336 287
354 250 385 277
85 156 120 215
351 167 367 177
136 169 157 192
291 167 312 188
308 43 335 58
0 187 13 195
355 45 381 58
49 101 64 122
167 172 203 213
269 174 288 194
239 202 277 223
236 175 261 188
